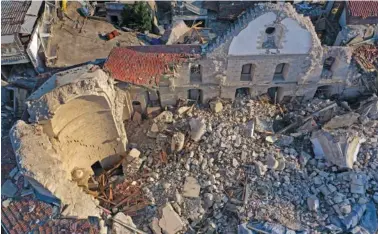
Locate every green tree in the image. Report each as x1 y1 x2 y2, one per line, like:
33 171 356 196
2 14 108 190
121 2 152 32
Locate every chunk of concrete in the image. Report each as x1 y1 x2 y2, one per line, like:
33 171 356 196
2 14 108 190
307 196 319 211
153 111 173 123
209 100 223 113
177 106 191 115
324 112 360 129
189 118 206 142
299 151 312 166
311 131 361 169
182 176 200 198
254 117 274 133
2 180 18 198
255 161 267 176
150 217 162 234
158 203 184 234
150 123 159 133
112 212 137 234
244 121 255 138
127 148 141 162
171 132 185 152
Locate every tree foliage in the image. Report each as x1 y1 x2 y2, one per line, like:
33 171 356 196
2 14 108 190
121 2 152 32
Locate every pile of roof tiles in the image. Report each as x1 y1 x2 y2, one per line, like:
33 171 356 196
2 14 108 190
353 44 378 72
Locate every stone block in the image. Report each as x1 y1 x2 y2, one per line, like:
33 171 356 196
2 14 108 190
182 176 200 198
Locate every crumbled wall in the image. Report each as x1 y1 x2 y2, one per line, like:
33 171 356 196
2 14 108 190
10 121 101 218
10 65 131 218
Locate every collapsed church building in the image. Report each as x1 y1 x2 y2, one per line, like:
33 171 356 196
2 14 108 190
5 2 378 233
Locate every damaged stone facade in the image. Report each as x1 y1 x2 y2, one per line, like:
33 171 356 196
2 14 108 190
104 3 361 109
9 65 132 218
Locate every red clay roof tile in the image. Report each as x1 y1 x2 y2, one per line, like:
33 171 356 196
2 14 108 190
347 1 378 18
104 45 202 86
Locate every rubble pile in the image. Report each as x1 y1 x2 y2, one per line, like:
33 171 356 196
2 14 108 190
95 97 377 233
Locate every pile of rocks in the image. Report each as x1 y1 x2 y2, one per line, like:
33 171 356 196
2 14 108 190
112 97 378 234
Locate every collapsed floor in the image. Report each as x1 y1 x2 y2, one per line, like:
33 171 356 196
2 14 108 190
81 95 378 233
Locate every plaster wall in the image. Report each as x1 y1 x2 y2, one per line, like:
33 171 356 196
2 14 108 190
229 13 312 55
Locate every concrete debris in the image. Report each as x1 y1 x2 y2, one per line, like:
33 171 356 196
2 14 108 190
171 132 185 152
189 118 206 142
254 117 274 133
2 180 18 198
182 176 200 198
158 203 184 234
209 100 223 113
324 112 360 129
127 148 141 162
112 212 139 234
7 70 378 234
150 217 162 234
299 151 312 166
154 111 173 123
177 106 191 115
307 196 319 211
311 130 362 168
244 120 255 138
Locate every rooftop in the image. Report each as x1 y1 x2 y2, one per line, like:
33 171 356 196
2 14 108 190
347 1 378 18
1 1 31 35
48 1 141 68
1 0 42 36
346 1 378 25
104 45 202 86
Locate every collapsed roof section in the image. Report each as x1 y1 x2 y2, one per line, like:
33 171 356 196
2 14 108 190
104 45 202 86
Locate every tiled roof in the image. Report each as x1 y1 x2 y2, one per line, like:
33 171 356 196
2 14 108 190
1 137 101 234
347 1 378 18
1 1 31 35
104 45 202 86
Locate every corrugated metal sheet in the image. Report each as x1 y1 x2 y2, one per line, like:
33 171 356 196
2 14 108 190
1 0 31 35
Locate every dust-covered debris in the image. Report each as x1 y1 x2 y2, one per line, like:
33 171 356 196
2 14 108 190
116 96 378 233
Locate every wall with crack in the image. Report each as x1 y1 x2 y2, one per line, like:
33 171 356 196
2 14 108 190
10 65 131 218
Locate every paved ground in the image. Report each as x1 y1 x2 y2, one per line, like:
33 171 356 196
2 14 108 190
48 1 142 68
